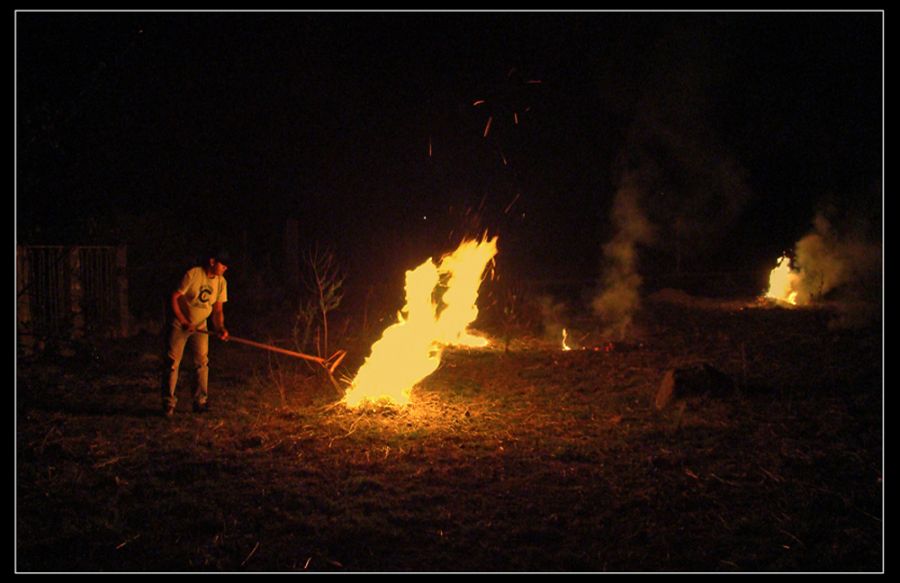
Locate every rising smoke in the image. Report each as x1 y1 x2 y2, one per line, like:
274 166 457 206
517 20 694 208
537 293 568 342
789 210 881 328
592 173 654 339
793 213 880 304
591 21 752 338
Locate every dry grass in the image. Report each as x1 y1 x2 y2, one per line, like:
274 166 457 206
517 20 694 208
16 297 882 572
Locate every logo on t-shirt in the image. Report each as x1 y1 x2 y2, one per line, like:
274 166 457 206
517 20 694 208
198 285 214 304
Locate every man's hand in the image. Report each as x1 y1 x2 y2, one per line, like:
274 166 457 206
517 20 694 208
218 328 230 341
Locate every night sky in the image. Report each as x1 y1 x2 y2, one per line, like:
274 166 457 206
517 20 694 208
16 11 883 290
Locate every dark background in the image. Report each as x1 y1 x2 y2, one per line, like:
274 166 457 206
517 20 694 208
16 11 883 321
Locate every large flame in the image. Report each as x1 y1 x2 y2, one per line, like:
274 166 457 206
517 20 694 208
343 235 499 407
765 254 799 305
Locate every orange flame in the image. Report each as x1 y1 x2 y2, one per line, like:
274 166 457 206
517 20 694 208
343 235 499 407
765 255 799 305
562 328 573 351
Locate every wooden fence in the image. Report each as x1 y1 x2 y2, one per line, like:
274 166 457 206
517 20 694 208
16 245 130 349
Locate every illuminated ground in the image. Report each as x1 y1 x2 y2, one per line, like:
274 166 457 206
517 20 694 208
16 297 882 572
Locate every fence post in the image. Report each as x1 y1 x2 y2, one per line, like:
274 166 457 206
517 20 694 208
117 245 130 337
69 247 85 339
16 246 34 353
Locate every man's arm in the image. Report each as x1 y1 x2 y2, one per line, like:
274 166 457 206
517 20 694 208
171 291 194 331
212 301 229 340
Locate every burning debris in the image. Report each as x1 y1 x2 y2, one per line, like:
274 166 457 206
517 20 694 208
558 328 645 353
561 328 573 351
765 254 800 306
762 212 881 318
342 235 499 408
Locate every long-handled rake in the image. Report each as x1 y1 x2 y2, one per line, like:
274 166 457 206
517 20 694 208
197 330 347 396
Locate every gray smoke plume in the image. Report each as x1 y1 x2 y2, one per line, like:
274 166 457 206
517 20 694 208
592 174 654 339
592 21 753 338
792 211 881 328
537 294 568 342
794 213 879 302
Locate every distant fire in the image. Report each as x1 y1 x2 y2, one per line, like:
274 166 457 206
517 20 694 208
562 328 573 351
765 254 800 305
343 235 499 407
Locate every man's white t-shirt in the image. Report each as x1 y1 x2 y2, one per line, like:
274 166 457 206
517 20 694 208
177 267 228 327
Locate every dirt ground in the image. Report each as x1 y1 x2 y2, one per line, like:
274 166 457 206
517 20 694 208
16 295 883 572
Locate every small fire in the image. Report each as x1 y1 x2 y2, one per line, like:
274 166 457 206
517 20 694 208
343 235 499 407
765 254 799 305
562 328 573 351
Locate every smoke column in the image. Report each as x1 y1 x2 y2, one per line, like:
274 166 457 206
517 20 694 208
592 174 654 339
792 211 881 328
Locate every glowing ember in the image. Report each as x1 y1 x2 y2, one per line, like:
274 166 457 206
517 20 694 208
562 328 573 351
343 235 499 408
765 254 800 305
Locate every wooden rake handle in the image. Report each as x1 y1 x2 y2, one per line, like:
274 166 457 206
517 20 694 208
197 329 346 371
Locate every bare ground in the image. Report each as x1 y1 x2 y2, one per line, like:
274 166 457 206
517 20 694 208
16 297 883 572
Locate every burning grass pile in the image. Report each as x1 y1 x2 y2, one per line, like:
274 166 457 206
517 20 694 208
16 297 882 572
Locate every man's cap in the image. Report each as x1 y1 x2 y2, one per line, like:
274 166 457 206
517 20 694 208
210 249 233 264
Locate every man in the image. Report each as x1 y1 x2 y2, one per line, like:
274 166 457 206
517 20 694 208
161 250 231 417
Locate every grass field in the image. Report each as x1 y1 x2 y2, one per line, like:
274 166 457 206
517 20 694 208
16 295 883 572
